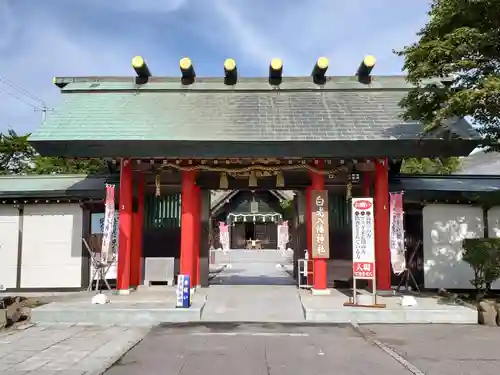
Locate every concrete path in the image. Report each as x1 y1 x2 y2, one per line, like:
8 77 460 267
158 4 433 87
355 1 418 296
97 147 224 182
363 324 500 375
203 249 304 321
0 323 149 374
210 249 294 286
103 322 411 375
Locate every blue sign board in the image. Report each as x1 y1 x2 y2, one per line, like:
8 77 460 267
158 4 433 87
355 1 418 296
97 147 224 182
176 274 191 308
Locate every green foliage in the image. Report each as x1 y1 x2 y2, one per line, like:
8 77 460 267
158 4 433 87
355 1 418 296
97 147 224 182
33 157 104 175
279 199 294 220
0 129 35 175
395 0 500 149
0 129 104 175
462 238 500 299
400 157 461 174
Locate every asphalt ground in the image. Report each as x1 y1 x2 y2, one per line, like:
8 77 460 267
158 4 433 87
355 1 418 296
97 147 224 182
105 322 413 375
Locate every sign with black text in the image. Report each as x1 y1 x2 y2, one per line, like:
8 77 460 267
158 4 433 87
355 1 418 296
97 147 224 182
351 198 375 279
311 190 329 259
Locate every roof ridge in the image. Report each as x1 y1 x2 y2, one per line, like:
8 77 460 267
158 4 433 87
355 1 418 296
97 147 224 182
0 174 106 180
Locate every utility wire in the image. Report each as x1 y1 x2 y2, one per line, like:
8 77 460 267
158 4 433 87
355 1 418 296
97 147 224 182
0 86 40 111
0 75 54 110
0 76 55 121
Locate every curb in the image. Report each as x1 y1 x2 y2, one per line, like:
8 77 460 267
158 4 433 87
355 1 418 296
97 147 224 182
90 327 151 375
349 322 425 375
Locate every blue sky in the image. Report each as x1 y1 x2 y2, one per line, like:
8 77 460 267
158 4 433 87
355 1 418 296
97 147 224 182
1 0 431 133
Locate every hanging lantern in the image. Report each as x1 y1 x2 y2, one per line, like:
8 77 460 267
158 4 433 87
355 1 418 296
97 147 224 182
249 171 258 187
219 172 229 189
155 174 161 197
276 171 285 188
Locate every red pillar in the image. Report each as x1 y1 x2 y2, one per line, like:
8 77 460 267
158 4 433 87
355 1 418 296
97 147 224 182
375 158 391 290
180 171 196 286
305 186 313 286
193 185 201 287
130 173 144 288
117 159 133 293
310 164 327 291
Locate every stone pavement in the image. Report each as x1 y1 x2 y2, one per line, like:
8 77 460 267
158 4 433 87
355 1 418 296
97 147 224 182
104 322 411 375
203 249 305 322
0 323 149 374
363 324 500 375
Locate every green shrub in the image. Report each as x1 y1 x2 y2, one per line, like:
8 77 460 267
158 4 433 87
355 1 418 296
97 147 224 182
462 238 500 300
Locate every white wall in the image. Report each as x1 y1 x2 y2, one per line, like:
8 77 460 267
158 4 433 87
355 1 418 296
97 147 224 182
486 206 500 289
21 204 83 288
423 204 484 289
0 207 20 290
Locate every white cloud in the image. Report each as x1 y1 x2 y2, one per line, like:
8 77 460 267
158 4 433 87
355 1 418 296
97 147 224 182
91 0 187 13
206 0 430 75
0 2 16 49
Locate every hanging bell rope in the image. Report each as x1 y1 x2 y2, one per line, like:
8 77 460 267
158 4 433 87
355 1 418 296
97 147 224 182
346 181 353 221
155 174 161 197
219 172 229 189
248 171 258 187
276 171 285 188
346 181 352 201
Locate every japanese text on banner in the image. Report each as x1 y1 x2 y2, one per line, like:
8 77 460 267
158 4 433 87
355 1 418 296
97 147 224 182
389 192 406 275
351 198 375 279
311 190 329 258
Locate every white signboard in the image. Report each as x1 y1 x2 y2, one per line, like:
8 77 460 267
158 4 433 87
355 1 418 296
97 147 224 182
351 198 375 279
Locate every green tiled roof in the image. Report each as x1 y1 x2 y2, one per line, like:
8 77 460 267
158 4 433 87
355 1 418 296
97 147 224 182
0 174 109 199
30 76 477 143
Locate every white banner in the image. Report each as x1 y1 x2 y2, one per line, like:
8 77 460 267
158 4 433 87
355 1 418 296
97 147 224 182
101 184 116 263
351 198 375 279
389 192 406 275
219 222 230 252
277 221 289 251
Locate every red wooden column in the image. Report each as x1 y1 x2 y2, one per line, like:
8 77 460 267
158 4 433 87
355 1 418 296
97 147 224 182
180 171 196 286
117 159 133 294
305 186 313 286
310 164 327 291
374 158 391 290
130 173 144 288
194 185 201 287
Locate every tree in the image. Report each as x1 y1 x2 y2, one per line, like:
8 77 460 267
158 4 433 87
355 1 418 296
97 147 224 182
0 129 105 175
401 157 461 174
33 157 104 175
0 129 35 175
395 0 500 150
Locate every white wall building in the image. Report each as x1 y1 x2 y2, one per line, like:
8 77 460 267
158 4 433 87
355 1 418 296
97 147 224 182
0 174 107 292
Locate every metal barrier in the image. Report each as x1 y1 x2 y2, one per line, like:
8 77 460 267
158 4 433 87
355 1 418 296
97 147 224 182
297 259 314 289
